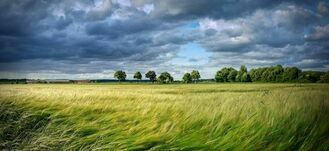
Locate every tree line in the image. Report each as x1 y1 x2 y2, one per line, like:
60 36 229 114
113 65 329 83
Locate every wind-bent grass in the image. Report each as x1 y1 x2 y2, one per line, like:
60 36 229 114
0 84 328 150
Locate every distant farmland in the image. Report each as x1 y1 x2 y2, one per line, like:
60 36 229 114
0 84 328 150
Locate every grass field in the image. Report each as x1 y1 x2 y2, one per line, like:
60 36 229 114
0 84 328 150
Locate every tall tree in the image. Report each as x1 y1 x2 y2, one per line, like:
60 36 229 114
145 71 157 83
261 69 270 82
299 71 324 83
216 67 236 82
241 72 252 82
240 65 247 73
249 68 266 82
133 71 142 80
182 73 192 83
282 67 301 82
191 70 201 83
319 71 329 83
114 70 126 82
169 76 174 83
228 70 238 82
158 72 174 84
215 71 224 82
273 65 284 82
236 65 248 82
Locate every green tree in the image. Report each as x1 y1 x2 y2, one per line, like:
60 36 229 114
282 67 301 82
261 68 270 82
215 71 224 82
249 69 257 81
133 71 142 80
221 68 231 82
241 72 252 82
114 70 126 82
228 70 238 82
298 71 324 83
168 76 174 83
273 65 284 82
158 74 166 83
157 72 174 84
236 65 248 82
182 73 192 83
216 67 235 82
319 72 329 83
191 70 201 83
240 65 247 73
145 71 157 83
249 68 266 82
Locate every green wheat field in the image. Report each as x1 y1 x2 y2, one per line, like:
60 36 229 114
0 84 328 150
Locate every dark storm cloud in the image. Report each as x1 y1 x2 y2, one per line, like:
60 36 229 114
0 0 328 78
199 3 325 51
306 25 329 41
85 17 160 39
0 0 48 37
150 0 320 20
195 2 329 71
0 0 184 64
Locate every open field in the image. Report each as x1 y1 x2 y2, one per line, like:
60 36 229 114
0 84 328 150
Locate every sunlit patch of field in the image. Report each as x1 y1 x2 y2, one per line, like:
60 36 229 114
0 84 328 150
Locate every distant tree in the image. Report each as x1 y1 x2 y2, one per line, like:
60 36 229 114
257 65 283 82
236 65 248 82
298 71 324 83
191 70 201 83
273 65 284 82
235 74 241 82
215 67 236 82
249 69 257 81
249 67 266 82
261 69 270 82
214 65 324 83
267 71 276 82
282 67 301 82
182 73 192 83
228 70 238 82
145 71 157 83
215 71 224 82
221 68 232 82
158 74 166 83
114 70 126 82
133 71 142 80
157 72 174 84
319 72 329 83
240 65 247 73
241 72 252 82
248 65 303 83
168 76 174 83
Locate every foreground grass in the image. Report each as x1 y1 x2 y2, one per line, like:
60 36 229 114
0 84 328 150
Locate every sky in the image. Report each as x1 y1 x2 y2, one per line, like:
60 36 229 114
0 0 328 79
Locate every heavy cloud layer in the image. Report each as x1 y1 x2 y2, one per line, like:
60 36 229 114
0 0 328 79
